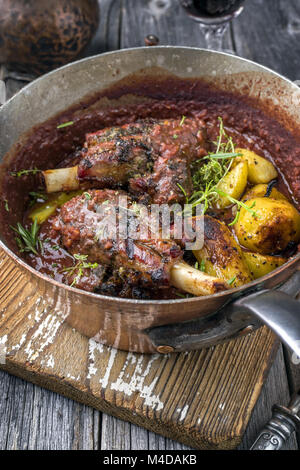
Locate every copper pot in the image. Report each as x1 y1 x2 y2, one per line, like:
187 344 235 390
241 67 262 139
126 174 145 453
0 47 299 354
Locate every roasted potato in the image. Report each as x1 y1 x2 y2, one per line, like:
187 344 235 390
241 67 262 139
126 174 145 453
236 148 278 184
234 197 300 254
242 183 287 202
215 160 248 208
193 215 252 287
29 190 83 224
243 251 286 279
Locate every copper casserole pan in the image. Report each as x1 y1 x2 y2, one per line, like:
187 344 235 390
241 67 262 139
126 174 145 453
0 47 300 355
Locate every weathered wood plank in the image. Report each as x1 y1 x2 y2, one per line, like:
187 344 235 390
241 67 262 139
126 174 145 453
0 370 100 450
233 0 300 80
101 414 131 450
238 346 298 450
120 0 233 50
283 347 300 394
282 346 300 448
85 0 123 55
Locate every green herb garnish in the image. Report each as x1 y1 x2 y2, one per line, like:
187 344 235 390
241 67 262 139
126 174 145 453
10 168 41 177
10 218 42 255
227 276 237 286
61 254 98 287
57 121 74 129
180 115 186 126
194 259 205 272
28 191 48 207
199 259 206 272
203 152 242 160
216 189 258 219
176 291 191 298
4 199 9 212
83 192 92 200
179 117 258 220
228 210 240 227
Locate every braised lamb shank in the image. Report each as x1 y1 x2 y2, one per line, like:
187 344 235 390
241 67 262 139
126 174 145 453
43 117 207 204
51 189 228 296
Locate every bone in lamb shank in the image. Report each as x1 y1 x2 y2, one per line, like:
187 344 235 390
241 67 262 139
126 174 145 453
43 117 207 204
51 189 229 297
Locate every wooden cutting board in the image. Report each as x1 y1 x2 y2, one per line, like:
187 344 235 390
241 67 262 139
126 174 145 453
0 248 279 450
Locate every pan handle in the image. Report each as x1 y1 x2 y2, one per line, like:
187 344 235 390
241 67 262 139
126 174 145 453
146 271 300 355
225 288 300 357
227 285 300 357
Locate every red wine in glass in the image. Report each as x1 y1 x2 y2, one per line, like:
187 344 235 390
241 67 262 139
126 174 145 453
180 0 246 51
181 0 246 23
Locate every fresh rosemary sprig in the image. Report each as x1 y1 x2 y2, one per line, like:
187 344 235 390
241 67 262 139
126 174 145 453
179 117 257 222
216 189 258 218
61 254 98 287
228 210 240 227
10 218 42 255
10 168 41 177
203 152 241 160
57 121 74 129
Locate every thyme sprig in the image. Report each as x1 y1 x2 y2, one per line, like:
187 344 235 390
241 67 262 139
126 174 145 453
179 117 257 222
10 167 41 177
61 254 98 287
10 218 42 255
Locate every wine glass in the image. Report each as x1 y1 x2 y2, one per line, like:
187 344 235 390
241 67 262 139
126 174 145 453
180 0 247 53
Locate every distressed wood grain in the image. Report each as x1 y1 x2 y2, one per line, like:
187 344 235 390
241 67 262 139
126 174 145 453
120 0 233 50
0 248 280 449
238 346 298 451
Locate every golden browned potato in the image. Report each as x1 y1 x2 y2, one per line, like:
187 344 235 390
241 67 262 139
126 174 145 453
242 184 287 203
234 197 300 254
236 148 278 184
242 251 286 279
193 215 252 288
215 160 248 208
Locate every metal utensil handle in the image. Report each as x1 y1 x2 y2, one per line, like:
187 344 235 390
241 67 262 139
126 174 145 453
251 395 300 450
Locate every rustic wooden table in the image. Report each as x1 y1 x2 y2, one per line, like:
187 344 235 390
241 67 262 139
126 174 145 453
0 0 299 451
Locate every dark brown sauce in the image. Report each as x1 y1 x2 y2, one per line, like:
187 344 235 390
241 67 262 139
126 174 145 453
1 76 300 298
